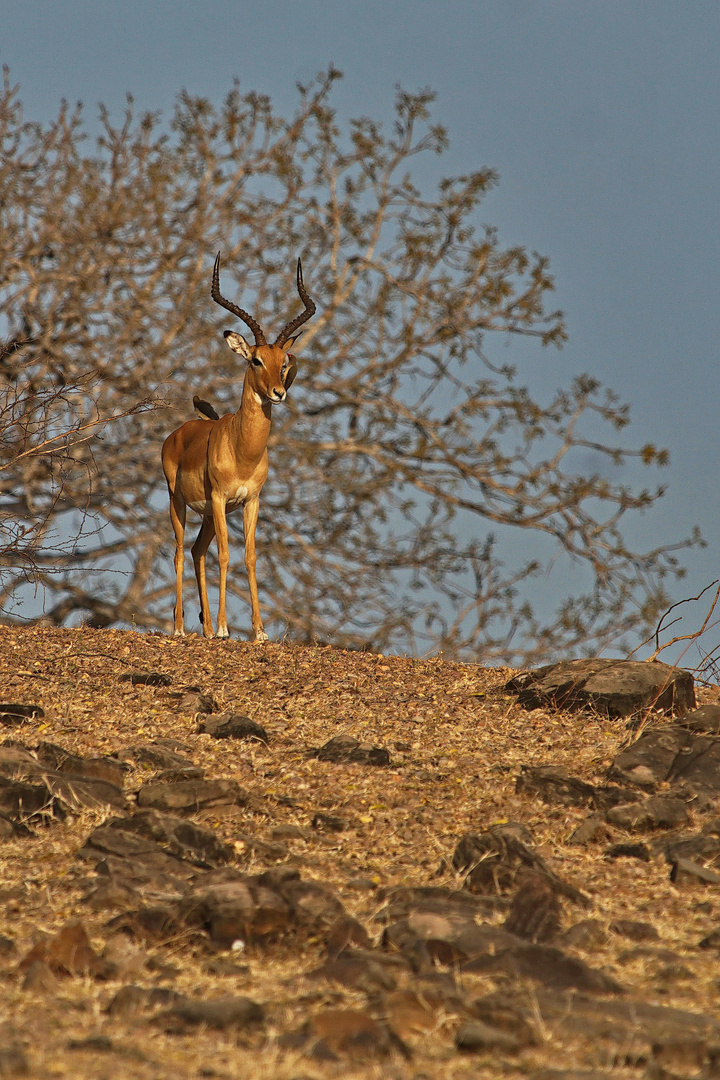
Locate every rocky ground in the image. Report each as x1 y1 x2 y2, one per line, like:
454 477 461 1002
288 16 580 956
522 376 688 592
1 625 720 1079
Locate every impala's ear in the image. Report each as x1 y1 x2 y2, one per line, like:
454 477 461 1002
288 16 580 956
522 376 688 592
223 330 253 360
283 355 298 390
278 331 302 351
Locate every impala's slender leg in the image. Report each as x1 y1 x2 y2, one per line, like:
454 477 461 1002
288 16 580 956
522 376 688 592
169 493 187 636
243 495 268 642
212 494 231 639
191 516 216 637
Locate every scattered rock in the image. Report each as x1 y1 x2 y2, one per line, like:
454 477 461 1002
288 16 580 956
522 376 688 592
506 659 695 718
669 738 720 796
179 875 292 946
0 777 61 822
609 726 692 788
325 915 373 956
312 811 347 832
606 796 689 831
453 825 589 907
105 808 234 867
158 995 263 1032
569 816 612 846
0 742 127 814
456 1018 526 1053
698 926 720 949
271 823 308 841
670 857 720 887
662 832 720 865
469 991 537 1044
382 910 518 968
605 842 651 861
43 772 127 814
34 742 127 787
315 736 391 766
136 778 248 814
558 920 608 951
116 743 196 771
680 705 720 735
307 954 399 993
119 671 172 687
532 987 720 1060
503 874 562 942
80 820 197 894
516 766 595 807
197 713 269 742
462 942 624 994
374 884 507 925
0 703 44 725
104 904 181 945
609 919 659 942
153 766 205 783
279 876 348 933
590 784 642 810
105 984 183 1017
0 744 45 778
608 727 720 802
172 689 217 715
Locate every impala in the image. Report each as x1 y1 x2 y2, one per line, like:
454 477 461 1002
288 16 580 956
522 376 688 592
161 253 315 640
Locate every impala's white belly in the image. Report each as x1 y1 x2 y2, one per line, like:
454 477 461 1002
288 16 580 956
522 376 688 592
188 483 249 517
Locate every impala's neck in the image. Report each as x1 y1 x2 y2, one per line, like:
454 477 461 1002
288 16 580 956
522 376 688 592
230 372 272 463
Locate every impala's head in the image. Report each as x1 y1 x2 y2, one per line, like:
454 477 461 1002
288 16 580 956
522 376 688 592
211 253 315 404
222 333 299 404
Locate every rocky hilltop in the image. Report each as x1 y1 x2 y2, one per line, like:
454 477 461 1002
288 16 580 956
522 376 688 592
1 625 720 1079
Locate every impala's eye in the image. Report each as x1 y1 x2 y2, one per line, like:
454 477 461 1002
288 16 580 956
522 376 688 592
251 358 263 368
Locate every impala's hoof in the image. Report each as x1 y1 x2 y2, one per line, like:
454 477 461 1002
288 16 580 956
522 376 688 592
253 630 269 643
172 629 186 637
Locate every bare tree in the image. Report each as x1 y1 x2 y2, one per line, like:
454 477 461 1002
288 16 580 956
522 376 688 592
0 331 155 609
0 66 700 662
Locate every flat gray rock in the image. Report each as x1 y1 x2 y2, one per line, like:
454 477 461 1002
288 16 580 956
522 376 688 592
136 778 247 813
507 659 695 718
197 713 268 743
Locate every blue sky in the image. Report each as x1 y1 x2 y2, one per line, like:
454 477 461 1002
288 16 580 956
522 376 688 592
3 1 719 660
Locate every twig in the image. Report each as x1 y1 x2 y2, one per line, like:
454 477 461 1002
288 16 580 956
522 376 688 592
626 580 720 662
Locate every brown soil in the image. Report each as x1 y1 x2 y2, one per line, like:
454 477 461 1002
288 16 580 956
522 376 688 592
1 624 719 1079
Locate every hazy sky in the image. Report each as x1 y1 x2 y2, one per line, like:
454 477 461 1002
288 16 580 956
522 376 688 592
3 1 719 660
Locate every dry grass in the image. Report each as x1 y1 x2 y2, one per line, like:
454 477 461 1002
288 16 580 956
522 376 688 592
1 624 720 1079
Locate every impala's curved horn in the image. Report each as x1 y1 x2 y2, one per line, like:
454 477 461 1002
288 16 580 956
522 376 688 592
274 258 316 346
211 253 267 347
